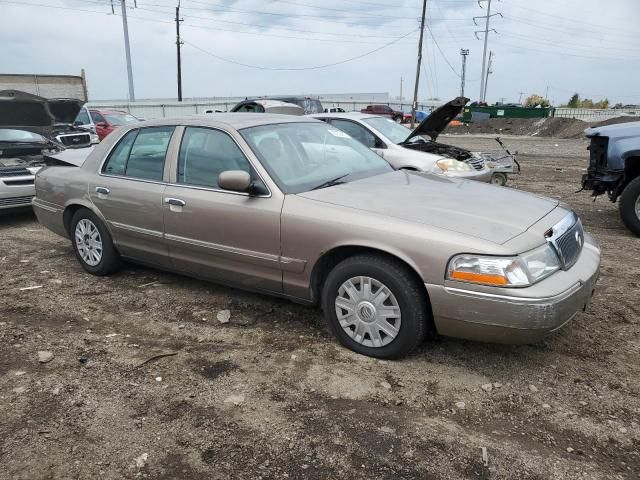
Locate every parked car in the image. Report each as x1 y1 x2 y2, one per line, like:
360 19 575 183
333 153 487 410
33 114 599 359
232 97 323 115
324 107 346 113
360 104 404 123
75 107 140 141
581 121 640 235
312 112 493 182
402 109 429 123
0 90 94 210
230 99 304 116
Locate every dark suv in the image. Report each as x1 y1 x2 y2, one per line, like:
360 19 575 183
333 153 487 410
360 105 404 123
581 121 640 235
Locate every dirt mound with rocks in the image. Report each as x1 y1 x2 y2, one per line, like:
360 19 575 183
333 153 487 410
445 117 587 138
446 116 639 139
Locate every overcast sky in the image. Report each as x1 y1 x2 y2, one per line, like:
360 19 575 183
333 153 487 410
3 0 639 104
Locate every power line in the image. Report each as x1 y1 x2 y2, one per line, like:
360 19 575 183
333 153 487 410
139 0 421 21
424 23 460 78
182 28 419 71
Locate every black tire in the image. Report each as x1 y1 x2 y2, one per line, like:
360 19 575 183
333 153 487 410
491 172 508 186
321 253 429 359
70 208 121 275
619 176 640 236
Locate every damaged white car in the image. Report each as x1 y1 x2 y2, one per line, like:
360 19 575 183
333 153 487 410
0 90 94 210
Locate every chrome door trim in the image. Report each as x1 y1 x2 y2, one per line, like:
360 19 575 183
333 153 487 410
165 232 280 264
109 221 164 239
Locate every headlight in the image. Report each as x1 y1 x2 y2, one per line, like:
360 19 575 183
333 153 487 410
437 158 472 172
90 133 100 144
447 243 560 287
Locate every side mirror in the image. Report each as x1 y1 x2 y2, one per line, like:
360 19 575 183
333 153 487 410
218 170 251 192
73 120 83 126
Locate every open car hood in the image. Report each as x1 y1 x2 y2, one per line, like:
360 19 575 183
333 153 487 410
404 96 469 143
0 89 85 137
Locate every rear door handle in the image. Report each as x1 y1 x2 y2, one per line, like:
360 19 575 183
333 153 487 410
165 197 186 207
95 187 110 195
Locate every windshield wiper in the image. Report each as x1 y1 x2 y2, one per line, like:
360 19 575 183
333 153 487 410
310 173 350 191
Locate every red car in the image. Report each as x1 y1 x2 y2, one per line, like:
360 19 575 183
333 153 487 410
360 104 404 123
75 107 140 141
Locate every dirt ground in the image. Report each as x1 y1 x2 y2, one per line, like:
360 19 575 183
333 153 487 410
1 135 638 480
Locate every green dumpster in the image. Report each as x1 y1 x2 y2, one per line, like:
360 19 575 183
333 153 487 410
461 106 551 122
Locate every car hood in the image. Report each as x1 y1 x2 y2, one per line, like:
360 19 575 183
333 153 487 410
584 120 640 140
0 89 85 137
404 96 469 143
297 171 558 245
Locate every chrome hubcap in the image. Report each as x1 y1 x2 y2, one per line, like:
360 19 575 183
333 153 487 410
335 276 401 348
635 195 640 220
75 219 103 266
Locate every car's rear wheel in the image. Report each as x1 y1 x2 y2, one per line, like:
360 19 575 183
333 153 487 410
321 253 428 359
394 115 402 123
70 208 121 275
619 176 640 236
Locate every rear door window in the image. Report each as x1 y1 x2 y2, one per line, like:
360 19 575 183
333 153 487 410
90 111 106 123
102 127 175 181
330 119 377 148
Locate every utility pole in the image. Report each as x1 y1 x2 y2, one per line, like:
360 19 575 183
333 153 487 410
459 49 469 97
474 0 501 103
176 1 184 101
545 85 550 103
120 0 136 101
400 77 403 103
483 51 493 102
518 91 525 104
411 0 428 126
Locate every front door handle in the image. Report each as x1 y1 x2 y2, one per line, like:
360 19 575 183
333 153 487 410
95 186 110 195
165 197 186 207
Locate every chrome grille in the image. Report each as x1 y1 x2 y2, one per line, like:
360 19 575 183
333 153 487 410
466 156 485 171
57 133 91 147
0 167 31 178
547 214 584 270
0 196 34 207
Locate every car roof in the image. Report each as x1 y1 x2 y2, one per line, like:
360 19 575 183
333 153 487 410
89 108 129 114
133 113 322 130
312 112 383 121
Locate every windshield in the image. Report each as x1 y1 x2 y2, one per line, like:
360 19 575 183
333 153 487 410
362 117 411 144
0 129 46 143
104 113 139 126
241 122 393 194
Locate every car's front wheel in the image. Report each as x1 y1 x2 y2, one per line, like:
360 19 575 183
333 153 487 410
70 208 121 275
322 253 429 359
619 176 640 236
491 172 508 186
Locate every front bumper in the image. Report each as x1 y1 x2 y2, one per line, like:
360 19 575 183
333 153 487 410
0 181 36 210
425 233 600 344
446 167 493 183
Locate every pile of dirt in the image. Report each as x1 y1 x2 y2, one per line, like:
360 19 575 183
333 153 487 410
445 115 639 139
588 115 640 128
445 117 587 138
